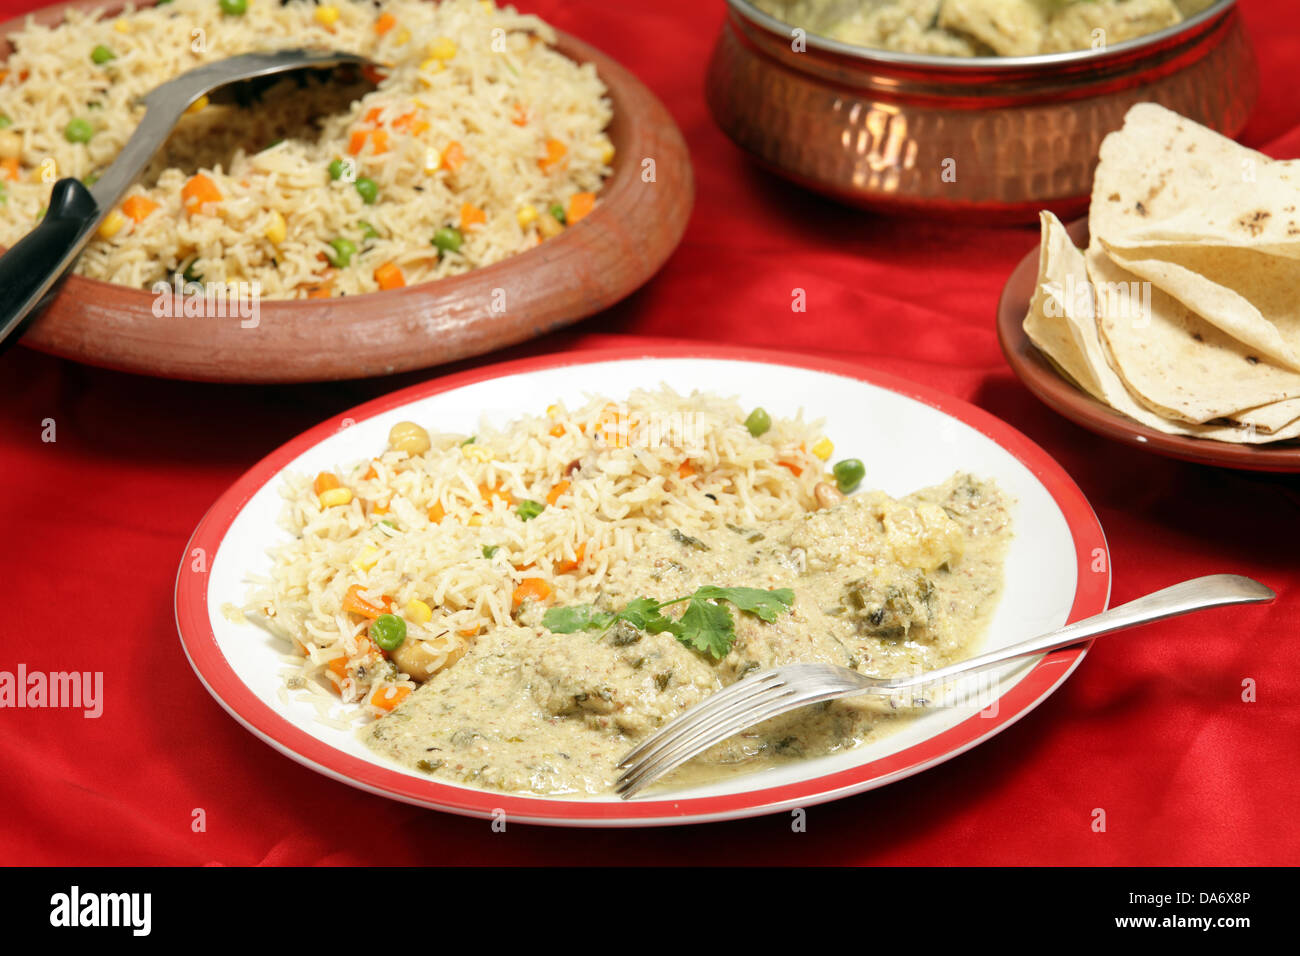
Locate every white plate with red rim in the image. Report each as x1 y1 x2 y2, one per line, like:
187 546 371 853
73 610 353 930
175 344 1110 826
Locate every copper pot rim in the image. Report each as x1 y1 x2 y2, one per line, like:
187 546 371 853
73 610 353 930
727 0 1238 72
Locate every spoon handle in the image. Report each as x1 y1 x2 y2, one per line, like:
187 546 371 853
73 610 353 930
886 574 1275 689
0 178 102 353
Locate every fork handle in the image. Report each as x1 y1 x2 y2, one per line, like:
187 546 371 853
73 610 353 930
0 177 102 354
883 574 1275 690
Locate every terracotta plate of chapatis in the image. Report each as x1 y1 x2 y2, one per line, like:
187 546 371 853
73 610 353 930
998 103 1300 472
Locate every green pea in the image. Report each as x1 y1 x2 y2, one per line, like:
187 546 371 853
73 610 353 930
0 115 10 129
460 436 475 446
182 259 203 284
354 176 378 204
549 202 566 224
431 226 462 254
327 158 348 181
744 407 771 437
0 182 7 205
482 545 499 559
370 613 407 652
219 0 247 16
327 237 357 268
82 172 99 186
832 458 865 494
64 118 94 143
357 220 379 240
91 45 116 65
516 499 545 521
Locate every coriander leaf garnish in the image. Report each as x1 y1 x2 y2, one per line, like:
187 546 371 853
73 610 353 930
693 586 795 623
542 586 795 660
675 596 735 659
616 596 673 632
541 605 615 633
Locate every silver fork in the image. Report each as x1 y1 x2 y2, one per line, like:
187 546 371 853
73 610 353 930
0 49 373 351
615 573 1275 798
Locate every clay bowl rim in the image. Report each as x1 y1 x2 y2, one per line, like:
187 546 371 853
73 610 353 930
996 217 1300 473
726 0 1239 73
1 0 694 383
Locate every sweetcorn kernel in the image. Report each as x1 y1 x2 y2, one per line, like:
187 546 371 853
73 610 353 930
811 437 834 461
264 209 286 245
517 204 538 228
464 444 494 463
405 599 433 624
351 545 380 571
428 37 456 60
314 5 340 27
319 487 354 508
185 95 209 115
97 210 126 240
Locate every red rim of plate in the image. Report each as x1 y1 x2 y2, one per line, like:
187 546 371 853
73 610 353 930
175 343 1111 826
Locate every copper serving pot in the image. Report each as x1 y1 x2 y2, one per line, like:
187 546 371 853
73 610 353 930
706 0 1257 221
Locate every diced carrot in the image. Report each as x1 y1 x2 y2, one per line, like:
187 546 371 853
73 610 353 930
305 273 335 299
512 577 551 610
370 501 390 516
478 481 513 505
538 138 567 172
374 261 405 290
369 129 389 155
392 112 428 135
121 195 160 223
440 141 466 172
292 638 310 656
181 173 222 214
313 472 341 495
460 202 485 230
374 12 397 35
327 656 349 679
343 584 393 619
548 423 565 438
556 543 585 573
370 685 411 712
0 71 7 84
364 106 384 125
428 501 446 523
546 480 570 506
596 403 638 448
678 460 695 479
511 102 528 126
457 626 479 638
363 463 378 480
779 460 803 476
0 158 19 181
567 191 595 224
347 129 370 156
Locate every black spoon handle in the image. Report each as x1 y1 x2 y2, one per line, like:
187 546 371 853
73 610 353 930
0 178 102 353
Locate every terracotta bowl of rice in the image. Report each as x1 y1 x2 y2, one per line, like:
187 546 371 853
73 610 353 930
0 0 692 381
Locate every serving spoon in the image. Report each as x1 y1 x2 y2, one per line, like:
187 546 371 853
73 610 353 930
0 48 373 354
615 573 1275 797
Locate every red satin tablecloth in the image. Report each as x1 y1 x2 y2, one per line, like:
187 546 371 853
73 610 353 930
1 0 1297 866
